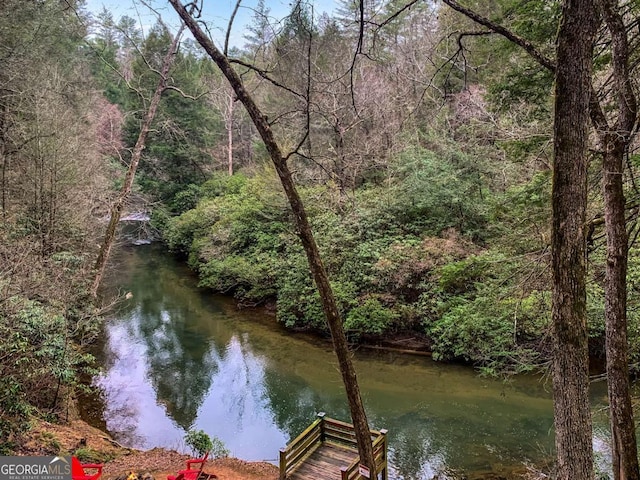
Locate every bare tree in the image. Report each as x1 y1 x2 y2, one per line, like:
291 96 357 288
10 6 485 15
205 76 237 175
168 0 377 474
92 20 188 296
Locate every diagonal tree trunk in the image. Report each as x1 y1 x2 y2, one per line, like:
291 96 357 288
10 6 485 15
167 0 377 474
91 21 187 297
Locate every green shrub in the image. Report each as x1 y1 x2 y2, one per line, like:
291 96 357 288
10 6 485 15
378 147 488 238
345 297 398 338
184 429 229 459
429 290 549 375
277 259 357 331
0 296 97 452
198 254 279 303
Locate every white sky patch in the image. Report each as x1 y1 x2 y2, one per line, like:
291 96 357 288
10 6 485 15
83 0 340 49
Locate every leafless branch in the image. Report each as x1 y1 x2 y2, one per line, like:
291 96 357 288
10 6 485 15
456 30 493 87
225 0 242 56
228 58 305 99
441 0 556 72
164 85 208 100
285 3 313 161
373 0 422 30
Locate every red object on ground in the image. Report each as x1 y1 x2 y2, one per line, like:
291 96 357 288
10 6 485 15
71 457 103 480
167 452 216 480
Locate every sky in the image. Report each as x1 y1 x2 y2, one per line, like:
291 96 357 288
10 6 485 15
82 0 340 48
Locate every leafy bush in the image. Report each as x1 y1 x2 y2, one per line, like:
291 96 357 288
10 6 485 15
198 254 279 303
170 183 203 214
184 429 212 457
0 297 96 452
380 147 488 239
429 289 549 375
277 263 357 331
184 429 229 459
164 171 290 305
345 297 398 338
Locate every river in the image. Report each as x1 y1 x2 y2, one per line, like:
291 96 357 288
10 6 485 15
92 244 615 479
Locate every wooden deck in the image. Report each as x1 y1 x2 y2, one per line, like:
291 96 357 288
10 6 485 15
279 413 388 480
287 443 358 480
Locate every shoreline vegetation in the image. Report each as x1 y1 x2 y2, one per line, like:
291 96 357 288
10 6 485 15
22 416 540 480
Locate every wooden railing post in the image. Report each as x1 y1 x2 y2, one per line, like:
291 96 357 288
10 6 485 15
279 448 287 480
379 429 388 480
340 466 348 480
317 412 326 442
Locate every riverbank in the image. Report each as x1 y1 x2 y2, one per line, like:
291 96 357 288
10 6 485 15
21 417 545 480
21 419 278 480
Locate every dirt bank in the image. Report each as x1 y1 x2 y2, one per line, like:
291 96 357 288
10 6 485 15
21 419 278 480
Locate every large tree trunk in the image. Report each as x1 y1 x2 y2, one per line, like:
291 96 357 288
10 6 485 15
439 0 638 477
603 146 639 480
92 23 186 296
167 0 377 474
551 1 598 478
597 1 640 478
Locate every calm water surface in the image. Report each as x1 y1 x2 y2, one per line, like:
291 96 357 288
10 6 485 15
95 245 613 479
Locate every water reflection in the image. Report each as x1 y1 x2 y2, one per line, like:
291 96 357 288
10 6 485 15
96 246 610 478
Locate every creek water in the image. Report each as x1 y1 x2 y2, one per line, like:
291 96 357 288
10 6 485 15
93 244 615 479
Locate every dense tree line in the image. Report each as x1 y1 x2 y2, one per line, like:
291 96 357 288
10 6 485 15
0 0 112 453
153 0 640 379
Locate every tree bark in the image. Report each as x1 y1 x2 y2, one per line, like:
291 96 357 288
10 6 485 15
167 0 377 474
603 145 639 480
551 1 598 479
597 1 639 478
227 91 234 176
438 1 639 476
92 22 186 297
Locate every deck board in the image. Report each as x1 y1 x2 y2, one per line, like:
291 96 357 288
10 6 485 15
287 443 358 480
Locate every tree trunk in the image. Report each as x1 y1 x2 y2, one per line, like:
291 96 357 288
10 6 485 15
438 0 638 477
551 1 598 478
168 0 377 474
0 101 7 218
597 2 640 478
1 145 6 218
92 23 186 296
227 92 234 176
603 145 639 480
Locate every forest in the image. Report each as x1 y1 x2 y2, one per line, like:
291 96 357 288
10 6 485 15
1 0 639 478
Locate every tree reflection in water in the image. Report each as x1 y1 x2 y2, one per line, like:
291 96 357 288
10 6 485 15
95 246 609 478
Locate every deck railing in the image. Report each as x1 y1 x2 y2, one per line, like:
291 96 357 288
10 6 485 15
279 413 388 480
339 430 388 480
